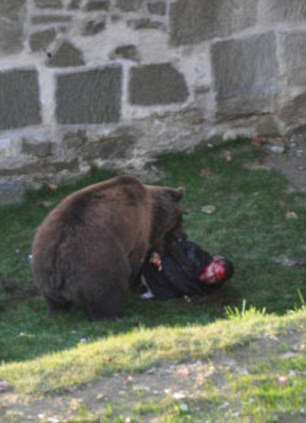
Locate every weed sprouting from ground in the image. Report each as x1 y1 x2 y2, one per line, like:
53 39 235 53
225 299 267 321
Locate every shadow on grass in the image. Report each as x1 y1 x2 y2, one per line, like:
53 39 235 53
0 138 306 364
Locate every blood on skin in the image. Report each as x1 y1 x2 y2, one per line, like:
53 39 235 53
199 257 229 285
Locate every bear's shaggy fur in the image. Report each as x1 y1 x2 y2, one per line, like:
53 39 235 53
32 176 184 320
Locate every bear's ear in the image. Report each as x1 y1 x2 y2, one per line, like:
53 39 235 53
168 187 185 201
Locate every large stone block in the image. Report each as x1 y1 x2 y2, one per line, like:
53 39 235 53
170 0 258 46
29 29 56 52
22 139 53 158
68 0 81 9
63 130 87 150
109 45 140 62
129 63 189 106
32 15 72 24
261 0 306 23
56 67 122 124
0 158 79 177
133 108 206 154
34 0 63 8
147 2 166 16
85 0 110 11
47 41 85 67
280 32 306 87
0 0 26 55
127 18 165 30
116 0 143 12
82 18 106 36
0 69 41 130
279 92 306 130
84 129 137 160
212 32 280 120
0 137 19 158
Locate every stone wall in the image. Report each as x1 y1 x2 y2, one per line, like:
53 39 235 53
1 0 306 202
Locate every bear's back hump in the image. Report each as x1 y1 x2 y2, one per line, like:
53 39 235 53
39 176 149 232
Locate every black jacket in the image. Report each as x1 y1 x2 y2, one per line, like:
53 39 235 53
142 239 213 300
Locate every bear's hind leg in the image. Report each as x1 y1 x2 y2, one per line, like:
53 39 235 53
82 266 129 321
86 289 124 321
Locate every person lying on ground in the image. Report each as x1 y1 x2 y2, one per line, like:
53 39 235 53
140 235 234 300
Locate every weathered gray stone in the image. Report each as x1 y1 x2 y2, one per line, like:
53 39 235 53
111 14 121 22
56 67 122 124
34 0 63 9
68 0 81 9
22 139 53 157
133 108 206 154
82 18 106 36
85 0 110 11
47 41 85 67
63 131 87 150
116 0 143 12
0 0 26 55
127 18 165 30
0 180 25 205
170 0 258 46
29 29 56 52
279 92 306 130
129 63 189 105
32 15 72 24
0 138 19 158
256 115 280 137
109 45 140 61
280 32 306 87
147 1 166 16
0 69 41 130
123 161 166 184
84 130 136 160
53 159 79 172
261 0 306 23
0 158 79 177
212 33 280 120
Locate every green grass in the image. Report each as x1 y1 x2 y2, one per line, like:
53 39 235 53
0 307 305 397
129 353 306 423
63 308 305 423
232 358 306 420
0 138 306 370
1 137 306 421
0 140 306 362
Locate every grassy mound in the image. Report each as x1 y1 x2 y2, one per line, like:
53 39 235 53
1 139 305 364
0 307 305 396
0 138 306 421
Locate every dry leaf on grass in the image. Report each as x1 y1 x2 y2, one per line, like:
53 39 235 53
251 136 266 147
223 151 233 162
176 367 191 378
277 375 289 385
201 205 216 214
47 183 59 192
200 168 214 177
36 200 54 208
286 211 298 220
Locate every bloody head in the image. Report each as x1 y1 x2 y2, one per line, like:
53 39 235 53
199 256 234 286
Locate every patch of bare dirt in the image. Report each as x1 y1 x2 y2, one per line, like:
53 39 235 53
0 330 305 422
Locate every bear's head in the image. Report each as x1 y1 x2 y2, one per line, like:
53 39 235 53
148 185 185 250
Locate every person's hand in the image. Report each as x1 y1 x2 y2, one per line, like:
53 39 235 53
150 252 163 271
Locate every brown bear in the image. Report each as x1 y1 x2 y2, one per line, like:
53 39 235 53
32 176 184 320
